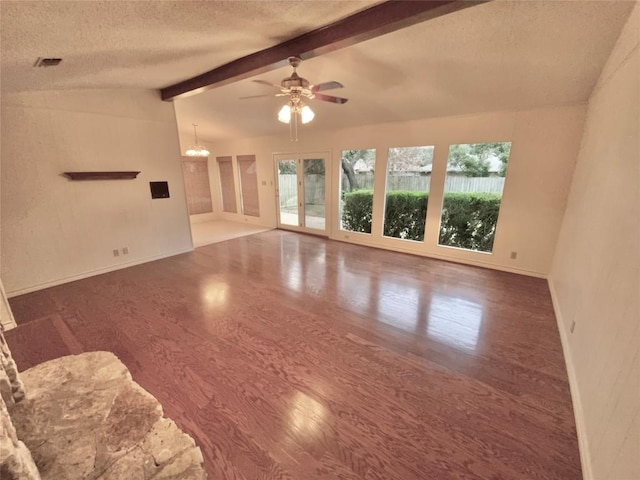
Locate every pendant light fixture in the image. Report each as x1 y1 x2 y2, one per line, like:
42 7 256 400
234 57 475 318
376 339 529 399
185 124 209 157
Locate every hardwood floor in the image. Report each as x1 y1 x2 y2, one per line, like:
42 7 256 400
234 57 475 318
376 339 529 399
6 230 581 479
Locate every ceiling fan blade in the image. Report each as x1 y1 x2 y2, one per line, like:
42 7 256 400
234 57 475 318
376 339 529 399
252 79 282 90
239 94 273 100
313 93 348 104
311 81 344 93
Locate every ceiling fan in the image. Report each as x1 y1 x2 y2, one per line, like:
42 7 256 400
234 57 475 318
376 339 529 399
252 56 348 106
246 56 348 140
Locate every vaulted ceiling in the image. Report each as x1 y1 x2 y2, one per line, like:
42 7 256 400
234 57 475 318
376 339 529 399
1 1 635 145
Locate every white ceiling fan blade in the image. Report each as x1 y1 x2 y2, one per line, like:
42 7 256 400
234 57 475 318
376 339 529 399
252 79 282 90
313 93 348 104
311 81 344 93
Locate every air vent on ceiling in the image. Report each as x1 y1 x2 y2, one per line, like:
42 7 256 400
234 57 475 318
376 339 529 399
34 57 62 67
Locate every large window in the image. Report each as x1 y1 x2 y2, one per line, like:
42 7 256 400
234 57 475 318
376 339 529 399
216 156 237 213
438 142 511 253
339 149 376 234
237 154 260 217
382 146 434 241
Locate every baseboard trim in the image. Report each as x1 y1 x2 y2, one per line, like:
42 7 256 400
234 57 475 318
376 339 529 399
6 247 194 298
189 212 218 224
218 213 275 230
548 276 592 480
329 233 547 278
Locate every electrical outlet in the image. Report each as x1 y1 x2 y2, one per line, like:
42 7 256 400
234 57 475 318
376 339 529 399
570 321 576 333
261 180 267 186
510 251 518 260
113 249 119 257
122 247 129 255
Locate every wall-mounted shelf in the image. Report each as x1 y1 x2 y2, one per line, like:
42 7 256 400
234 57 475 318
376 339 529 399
63 171 140 180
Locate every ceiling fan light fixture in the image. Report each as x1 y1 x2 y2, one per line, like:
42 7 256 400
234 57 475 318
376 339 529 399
185 124 209 157
300 105 314 124
277 102 314 125
249 57 346 140
278 104 291 124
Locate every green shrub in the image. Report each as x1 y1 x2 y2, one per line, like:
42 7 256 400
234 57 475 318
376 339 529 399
342 190 374 233
342 190 428 240
439 192 501 252
383 191 428 241
341 190 502 251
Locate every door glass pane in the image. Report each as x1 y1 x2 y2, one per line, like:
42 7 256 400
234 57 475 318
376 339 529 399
339 149 376 234
277 159 298 226
303 159 325 230
383 146 434 241
438 142 511 253
217 156 237 213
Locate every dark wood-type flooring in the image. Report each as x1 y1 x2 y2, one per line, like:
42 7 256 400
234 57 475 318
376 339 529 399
7 231 581 479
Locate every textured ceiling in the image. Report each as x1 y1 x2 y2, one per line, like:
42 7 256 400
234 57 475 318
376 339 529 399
1 0 635 144
0 0 377 90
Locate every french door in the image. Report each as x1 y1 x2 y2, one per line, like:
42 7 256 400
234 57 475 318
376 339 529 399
275 153 328 235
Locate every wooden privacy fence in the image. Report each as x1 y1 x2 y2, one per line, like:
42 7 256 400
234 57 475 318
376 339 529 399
277 174 297 206
440 176 505 194
340 173 505 194
277 174 506 205
278 174 326 205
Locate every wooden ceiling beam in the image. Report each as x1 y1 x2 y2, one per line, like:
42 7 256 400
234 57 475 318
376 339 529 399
160 0 487 101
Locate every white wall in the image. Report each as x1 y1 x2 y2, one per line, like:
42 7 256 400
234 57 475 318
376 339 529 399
1 89 193 296
0 93 11 329
212 105 586 276
174 115 220 225
549 4 639 479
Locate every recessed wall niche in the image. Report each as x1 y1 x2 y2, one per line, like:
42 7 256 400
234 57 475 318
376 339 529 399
149 181 170 199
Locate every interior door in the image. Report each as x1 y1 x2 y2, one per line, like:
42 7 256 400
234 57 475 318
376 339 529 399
275 153 328 234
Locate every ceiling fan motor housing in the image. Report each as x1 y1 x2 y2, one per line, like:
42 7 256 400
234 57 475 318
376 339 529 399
281 72 310 90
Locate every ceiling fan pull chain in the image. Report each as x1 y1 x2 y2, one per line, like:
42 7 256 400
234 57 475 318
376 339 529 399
289 113 293 141
293 111 299 142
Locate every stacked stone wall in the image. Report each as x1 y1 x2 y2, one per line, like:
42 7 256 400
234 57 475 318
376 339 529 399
0 327 206 479
0 328 40 480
